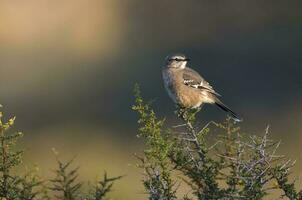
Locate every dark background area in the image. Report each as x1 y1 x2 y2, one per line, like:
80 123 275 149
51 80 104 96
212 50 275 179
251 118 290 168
0 1 302 198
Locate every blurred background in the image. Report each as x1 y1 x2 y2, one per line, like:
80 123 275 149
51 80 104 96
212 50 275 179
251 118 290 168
0 0 302 199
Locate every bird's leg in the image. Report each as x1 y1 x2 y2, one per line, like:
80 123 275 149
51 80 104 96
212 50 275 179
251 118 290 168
175 106 200 123
175 105 187 120
173 106 189 128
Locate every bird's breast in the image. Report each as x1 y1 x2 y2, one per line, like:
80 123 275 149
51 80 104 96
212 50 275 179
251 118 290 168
162 69 178 102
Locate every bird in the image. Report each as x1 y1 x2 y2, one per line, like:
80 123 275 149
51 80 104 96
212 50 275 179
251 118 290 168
162 53 241 122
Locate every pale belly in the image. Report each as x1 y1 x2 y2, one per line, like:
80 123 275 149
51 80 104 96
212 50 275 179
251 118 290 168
162 69 214 108
162 70 178 103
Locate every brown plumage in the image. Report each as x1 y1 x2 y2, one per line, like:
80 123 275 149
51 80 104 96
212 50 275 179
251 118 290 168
162 53 241 121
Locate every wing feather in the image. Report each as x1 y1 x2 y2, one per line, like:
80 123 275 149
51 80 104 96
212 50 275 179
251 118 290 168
183 67 221 96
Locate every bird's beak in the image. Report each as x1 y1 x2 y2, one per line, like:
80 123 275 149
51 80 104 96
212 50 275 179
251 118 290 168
184 58 190 61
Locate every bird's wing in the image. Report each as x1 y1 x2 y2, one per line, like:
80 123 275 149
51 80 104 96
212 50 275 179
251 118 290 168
182 67 221 96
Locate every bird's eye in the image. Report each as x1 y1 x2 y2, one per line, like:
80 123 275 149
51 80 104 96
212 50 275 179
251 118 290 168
168 58 183 62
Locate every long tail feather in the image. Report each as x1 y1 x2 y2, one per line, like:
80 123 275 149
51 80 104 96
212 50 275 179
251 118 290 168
215 100 242 122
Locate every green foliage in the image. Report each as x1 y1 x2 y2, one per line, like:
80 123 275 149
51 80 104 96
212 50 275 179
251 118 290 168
0 105 121 200
133 84 177 200
89 172 123 200
0 106 43 199
48 154 122 200
49 155 82 200
133 86 302 200
18 169 44 200
1 86 302 200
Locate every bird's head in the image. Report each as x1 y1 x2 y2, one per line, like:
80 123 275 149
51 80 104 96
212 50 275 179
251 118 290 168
165 54 190 69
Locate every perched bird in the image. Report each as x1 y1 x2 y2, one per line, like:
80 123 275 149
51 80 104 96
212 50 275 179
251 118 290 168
162 53 241 121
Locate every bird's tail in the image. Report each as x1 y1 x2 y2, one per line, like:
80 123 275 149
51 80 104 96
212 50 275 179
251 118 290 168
215 99 242 122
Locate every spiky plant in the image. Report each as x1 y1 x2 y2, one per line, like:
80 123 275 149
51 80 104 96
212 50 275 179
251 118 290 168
49 153 82 200
0 105 44 199
133 85 302 200
0 105 121 200
89 172 123 200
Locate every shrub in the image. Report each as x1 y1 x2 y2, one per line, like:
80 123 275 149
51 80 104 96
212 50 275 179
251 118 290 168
0 105 121 200
0 84 301 200
132 85 302 200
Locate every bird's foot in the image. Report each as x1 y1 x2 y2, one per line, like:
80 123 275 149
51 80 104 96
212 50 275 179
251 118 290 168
175 106 200 123
175 106 187 120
